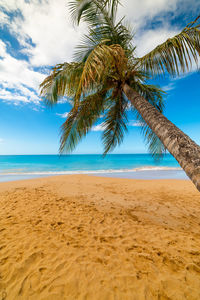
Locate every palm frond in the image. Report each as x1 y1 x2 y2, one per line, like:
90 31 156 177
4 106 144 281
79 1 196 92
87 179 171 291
75 43 127 103
73 29 111 62
138 18 200 76
69 0 133 53
69 0 107 27
60 89 108 153
74 22 133 64
40 62 83 106
106 0 120 21
102 89 128 154
69 0 98 26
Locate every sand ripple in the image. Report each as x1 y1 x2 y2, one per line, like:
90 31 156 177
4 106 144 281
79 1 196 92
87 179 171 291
0 175 200 299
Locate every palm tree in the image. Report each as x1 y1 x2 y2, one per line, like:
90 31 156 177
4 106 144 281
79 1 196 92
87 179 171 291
40 0 200 191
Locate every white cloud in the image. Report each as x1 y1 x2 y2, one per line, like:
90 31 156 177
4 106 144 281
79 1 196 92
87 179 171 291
118 0 199 61
119 0 176 29
135 27 178 57
0 0 199 107
0 0 85 106
129 121 144 127
0 10 9 24
0 0 85 67
0 89 29 103
0 138 4 143
162 82 175 92
0 84 41 104
0 41 45 90
92 123 106 132
0 40 44 104
119 0 199 30
56 112 69 118
0 40 7 56
1 0 194 68
1 0 199 67
92 121 144 131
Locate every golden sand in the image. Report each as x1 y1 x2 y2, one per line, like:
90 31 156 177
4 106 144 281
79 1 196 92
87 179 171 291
0 175 200 300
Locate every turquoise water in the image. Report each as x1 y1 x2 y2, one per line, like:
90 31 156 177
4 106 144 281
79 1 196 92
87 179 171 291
0 153 187 181
0 154 180 175
0 154 187 182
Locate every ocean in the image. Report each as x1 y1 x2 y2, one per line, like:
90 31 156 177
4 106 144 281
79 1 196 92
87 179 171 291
0 154 188 182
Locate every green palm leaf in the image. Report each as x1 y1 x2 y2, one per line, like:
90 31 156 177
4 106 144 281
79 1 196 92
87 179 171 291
138 18 200 76
69 0 102 27
60 89 108 153
40 62 84 106
75 43 127 103
102 89 128 154
69 0 120 26
70 0 133 54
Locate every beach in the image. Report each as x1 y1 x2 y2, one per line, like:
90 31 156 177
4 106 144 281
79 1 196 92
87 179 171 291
0 175 200 300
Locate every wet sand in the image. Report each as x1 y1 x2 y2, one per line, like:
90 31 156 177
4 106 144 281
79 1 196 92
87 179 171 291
0 175 200 300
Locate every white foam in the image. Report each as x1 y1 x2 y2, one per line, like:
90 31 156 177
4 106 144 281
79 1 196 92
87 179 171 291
0 166 181 176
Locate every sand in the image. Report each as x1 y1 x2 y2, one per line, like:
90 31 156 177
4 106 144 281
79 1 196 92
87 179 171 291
0 175 200 300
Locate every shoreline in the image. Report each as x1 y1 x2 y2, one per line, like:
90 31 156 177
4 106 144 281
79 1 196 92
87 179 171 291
0 168 188 182
0 175 199 299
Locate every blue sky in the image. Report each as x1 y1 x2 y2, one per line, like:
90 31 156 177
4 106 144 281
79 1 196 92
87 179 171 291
0 0 199 155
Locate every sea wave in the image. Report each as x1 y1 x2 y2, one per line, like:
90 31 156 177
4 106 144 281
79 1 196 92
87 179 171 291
0 166 181 176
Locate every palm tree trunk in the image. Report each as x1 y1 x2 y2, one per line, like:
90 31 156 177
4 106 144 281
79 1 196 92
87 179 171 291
123 83 200 192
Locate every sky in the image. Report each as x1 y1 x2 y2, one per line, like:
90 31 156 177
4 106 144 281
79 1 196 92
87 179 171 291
0 0 199 155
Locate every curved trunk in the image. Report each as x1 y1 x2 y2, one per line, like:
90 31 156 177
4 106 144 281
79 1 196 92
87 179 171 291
123 83 200 192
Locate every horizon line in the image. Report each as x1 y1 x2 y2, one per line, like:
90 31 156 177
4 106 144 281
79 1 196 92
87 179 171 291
0 153 171 156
